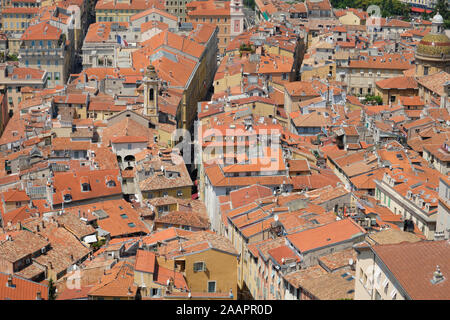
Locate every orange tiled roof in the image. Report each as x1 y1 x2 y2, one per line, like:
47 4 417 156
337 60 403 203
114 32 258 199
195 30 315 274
287 218 366 253
84 22 129 43
88 261 138 298
376 76 418 90
95 0 164 10
134 249 156 273
0 272 48 300
130 6 177 22
371 240 450 300
21 21 62 41
52 169 122 205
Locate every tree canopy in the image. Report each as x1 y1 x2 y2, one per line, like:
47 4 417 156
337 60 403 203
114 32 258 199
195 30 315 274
330 0 411 19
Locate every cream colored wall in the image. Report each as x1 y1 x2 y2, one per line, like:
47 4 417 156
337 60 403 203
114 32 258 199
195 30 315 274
355 249 406 300
214 72 241 94
346 68 405 96
301 63 336 81
339 12 361 26
184 249 237 299
375 183 435 239
422 149 449 175
87 110 122 120
142 186 191 200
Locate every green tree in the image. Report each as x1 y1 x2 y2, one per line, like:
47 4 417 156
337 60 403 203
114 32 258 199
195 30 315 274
244 0 255 10
365 94 383 105
92 238 106 250
6 54 18 61
331 0 411 19
48 278 57 300
433 0 449 20
422 11 430 20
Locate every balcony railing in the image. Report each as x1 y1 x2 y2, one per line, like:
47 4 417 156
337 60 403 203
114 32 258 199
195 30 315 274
19 46 64 57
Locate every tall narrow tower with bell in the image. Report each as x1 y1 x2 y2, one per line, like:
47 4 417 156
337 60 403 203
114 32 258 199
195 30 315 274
143 64 159 125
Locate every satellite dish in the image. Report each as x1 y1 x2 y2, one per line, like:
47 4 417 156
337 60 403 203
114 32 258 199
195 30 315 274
274 214 279 222
349 258 354 266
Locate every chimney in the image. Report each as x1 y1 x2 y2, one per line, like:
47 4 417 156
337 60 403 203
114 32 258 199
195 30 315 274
431 265 445 284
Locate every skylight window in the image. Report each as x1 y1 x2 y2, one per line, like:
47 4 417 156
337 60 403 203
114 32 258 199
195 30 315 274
128 222 136 228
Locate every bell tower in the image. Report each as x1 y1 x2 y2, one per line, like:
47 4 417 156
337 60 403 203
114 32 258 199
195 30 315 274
230 0 244 40
143 64 159 125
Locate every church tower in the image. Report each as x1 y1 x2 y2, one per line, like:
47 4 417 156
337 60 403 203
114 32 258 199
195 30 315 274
143 64 159 125
230 0 245 40
415 12 450 77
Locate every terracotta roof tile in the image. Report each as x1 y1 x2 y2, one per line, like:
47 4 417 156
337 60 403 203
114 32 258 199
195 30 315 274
371 240 450 300
0 272 48 300
287 218 366 253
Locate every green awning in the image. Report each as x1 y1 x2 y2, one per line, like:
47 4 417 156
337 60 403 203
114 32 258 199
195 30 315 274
263 12 269 21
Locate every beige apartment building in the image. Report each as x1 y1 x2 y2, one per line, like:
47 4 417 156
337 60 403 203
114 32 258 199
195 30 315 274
18 22 71 88
0 64 47 112
374 172 437 240
339 55 412 96
186 0 244 54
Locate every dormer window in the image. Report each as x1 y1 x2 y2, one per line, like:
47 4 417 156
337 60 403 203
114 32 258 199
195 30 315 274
81 182 91 192
106 180 116 187
63 193 72 202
